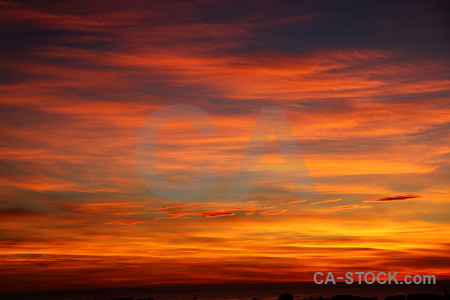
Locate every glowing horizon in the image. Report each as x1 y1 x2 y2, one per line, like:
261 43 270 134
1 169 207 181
0 0 449 293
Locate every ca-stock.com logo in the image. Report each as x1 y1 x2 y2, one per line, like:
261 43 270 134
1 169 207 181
136 104 318 204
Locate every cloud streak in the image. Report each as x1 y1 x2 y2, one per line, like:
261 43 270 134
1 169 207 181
0 0 449 293
365 195 423 202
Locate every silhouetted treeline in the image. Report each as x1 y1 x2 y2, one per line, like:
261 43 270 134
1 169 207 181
303 293 450 300
109 292 450 300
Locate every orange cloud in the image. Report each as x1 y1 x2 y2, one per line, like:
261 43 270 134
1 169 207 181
1 0 449 294
316 205 373 211
310 198 342 205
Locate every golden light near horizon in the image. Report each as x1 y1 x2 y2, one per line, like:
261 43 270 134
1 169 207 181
0 0 449 294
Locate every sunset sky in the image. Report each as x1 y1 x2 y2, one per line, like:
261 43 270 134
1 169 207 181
1 0 450 294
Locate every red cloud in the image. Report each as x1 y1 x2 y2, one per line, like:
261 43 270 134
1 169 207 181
365 195 423 202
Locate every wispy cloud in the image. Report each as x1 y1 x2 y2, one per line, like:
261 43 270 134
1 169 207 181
311 198 342 205
365 195 423 202
1 0 449 293
315 205 372 212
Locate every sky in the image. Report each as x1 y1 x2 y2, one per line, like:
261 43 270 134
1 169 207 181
1 0 450 294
